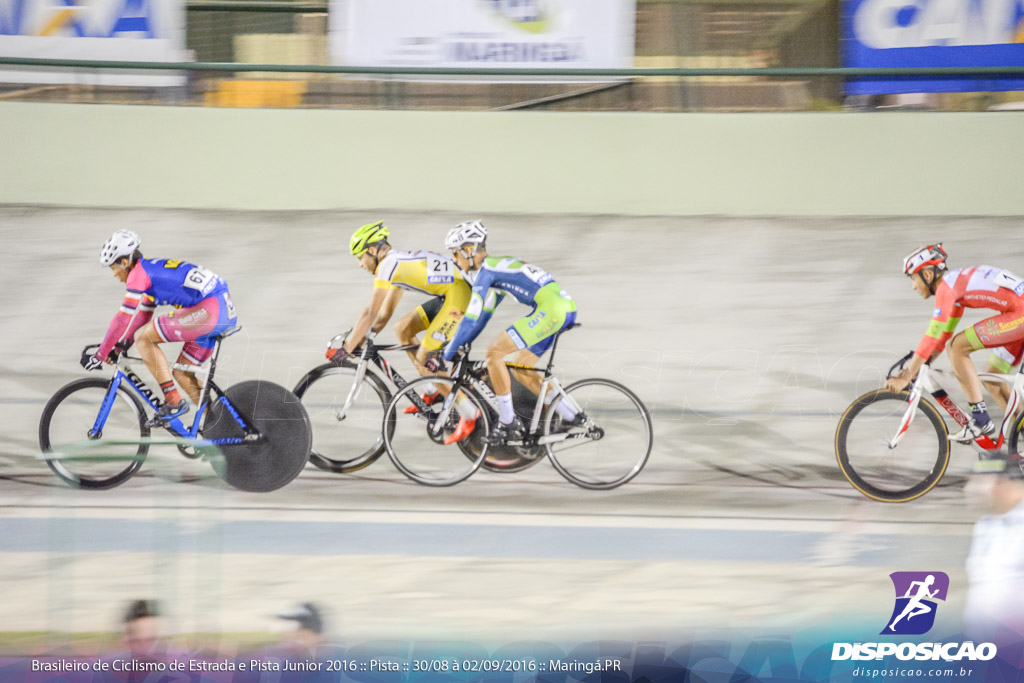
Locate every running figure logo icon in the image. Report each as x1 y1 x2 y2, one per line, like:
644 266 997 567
881 571 949 635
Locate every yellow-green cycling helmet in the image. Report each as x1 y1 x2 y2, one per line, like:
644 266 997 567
350 221 390 257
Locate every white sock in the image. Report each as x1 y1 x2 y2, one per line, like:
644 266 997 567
544 391 577 420
424 382 439 395
555 401 577 421
454 394 479 420
497 393 515 424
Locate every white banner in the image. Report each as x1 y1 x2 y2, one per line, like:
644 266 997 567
332 0 635 77
0 0 186 85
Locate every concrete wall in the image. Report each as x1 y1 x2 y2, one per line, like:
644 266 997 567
2 101 1022 215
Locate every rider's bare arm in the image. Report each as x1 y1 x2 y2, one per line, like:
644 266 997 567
372 288 404 333
345 287 390 354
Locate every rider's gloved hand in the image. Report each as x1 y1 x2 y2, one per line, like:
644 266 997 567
326 346 351 364
424 353 446 374
81 353 104 371
109 339 132 361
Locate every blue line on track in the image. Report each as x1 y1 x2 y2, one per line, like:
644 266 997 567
0 518 970 566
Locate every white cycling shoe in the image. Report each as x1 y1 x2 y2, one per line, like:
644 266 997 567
948 419 995 443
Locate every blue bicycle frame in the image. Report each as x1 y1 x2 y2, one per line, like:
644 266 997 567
89 338 257 448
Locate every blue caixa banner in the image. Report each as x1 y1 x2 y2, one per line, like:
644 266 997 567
843 0 1024 94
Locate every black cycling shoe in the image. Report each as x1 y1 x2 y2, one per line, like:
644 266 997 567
562 411 589 430
146 400 189 428
487 417 526 446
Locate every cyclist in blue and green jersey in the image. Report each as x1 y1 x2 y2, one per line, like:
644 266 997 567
440 221 582 444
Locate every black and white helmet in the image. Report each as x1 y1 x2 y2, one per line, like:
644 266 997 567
100 230 141 267
445 221 487 251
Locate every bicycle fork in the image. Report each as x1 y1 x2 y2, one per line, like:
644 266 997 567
89 374 127 439
890 380 926 450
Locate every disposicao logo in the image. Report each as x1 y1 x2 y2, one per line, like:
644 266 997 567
831 571 997 662
477 0 552 33
882 571 948 636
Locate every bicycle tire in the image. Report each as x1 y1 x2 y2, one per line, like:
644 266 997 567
383 376 490 486
543 378 653 490
835 389 950 503
1004 408 1024 455
293 362 393 474
204 380 312 492
38 377 150 490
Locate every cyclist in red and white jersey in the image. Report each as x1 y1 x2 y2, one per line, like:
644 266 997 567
887 244 1024 441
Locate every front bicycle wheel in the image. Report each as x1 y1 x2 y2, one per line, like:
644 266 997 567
543 379 653 490
39 378 150 490
293 363 392 473
835 390 950 502
383 376 490 486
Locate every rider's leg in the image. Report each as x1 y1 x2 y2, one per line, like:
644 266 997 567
509 349 542 395
982 343 1022 411
485 332 520 424
955 313 1024 432
949 332 984 403
394 306 429 367
174 342 215 405
149 294 233 412
135 321 177 397
416 294 478 444
949 332 993 435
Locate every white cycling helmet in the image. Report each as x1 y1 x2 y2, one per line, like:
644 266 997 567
445 220 487 251
100 230 142 267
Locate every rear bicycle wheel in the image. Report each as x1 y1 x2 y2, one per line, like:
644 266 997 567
383 376 490 486
38 378 150 489
293 362 392 473
469 371 545 473
543 378 653 490
835 390 950 502
204 380 312 492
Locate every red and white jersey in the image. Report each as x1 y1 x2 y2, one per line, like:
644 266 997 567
916 266 1024 359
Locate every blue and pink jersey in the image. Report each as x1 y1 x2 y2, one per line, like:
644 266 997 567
97 258 235 363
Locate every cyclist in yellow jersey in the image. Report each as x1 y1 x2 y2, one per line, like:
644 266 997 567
327 221 479 444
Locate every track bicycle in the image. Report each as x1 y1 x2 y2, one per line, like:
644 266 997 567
39 327 312 492
835 351 1024 502
292 331 543 475
383 323 654 489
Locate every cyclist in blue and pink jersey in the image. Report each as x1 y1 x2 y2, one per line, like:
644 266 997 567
83 230 238 426
887 243 1024 442
439 221 582 445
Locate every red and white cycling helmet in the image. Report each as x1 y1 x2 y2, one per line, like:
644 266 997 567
100 230 142 267
902 243 947 277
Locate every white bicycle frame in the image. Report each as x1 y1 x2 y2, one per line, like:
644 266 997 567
430 363 586 446
890 363 1024 454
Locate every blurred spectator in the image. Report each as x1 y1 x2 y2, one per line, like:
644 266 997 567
236 602 334 683
99 599 183 682
271 602 326 658
964 455 1024 647
123 600 163 661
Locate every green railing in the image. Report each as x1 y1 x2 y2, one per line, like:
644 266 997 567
2 57 1024 78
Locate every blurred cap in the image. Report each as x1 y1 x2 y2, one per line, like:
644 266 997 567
123 600 160 623
276 603 323 634
972 452 1024 480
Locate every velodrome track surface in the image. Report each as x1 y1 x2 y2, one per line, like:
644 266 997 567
1 207 1023 643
